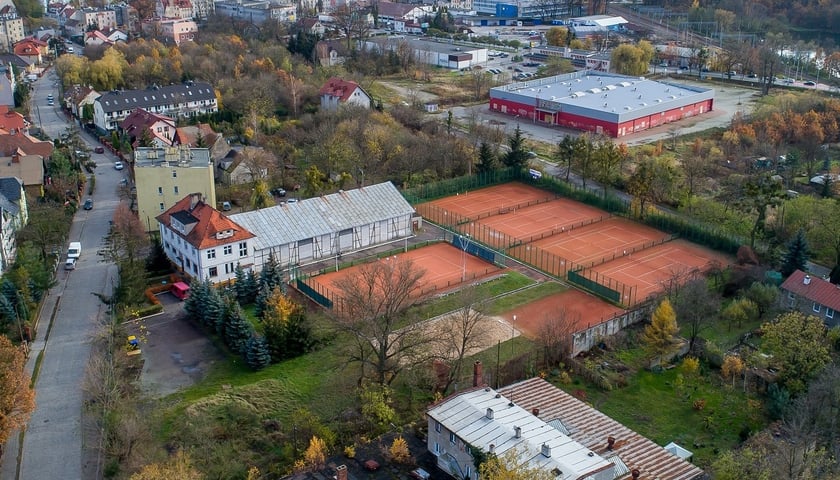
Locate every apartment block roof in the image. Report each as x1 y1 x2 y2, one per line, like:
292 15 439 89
497 378 705 480
780 270 840 311
97 81 216 114
428 386 614 479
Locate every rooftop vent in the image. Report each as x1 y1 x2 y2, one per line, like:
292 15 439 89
514 426 522 438
495 393 501 398
541 443 552 458
804 275 811 285
486 408 494 420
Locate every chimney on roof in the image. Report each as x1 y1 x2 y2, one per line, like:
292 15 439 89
473 361 483 387
486 408 494 420
804 275 811 285
532 407 540 417
489 444 495 453
189 192 201 210
541 443 551 458
336 464 348 480
631 468 641 479
514 426 521 438
607 436 615 450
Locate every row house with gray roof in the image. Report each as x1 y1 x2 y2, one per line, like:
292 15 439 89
92 81 217 132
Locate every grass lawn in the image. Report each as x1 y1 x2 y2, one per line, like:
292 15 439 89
690 316 767 350
569 363 766 469
154 270 545 475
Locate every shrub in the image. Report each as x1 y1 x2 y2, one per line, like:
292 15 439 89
693 399 706 411
389 436 411 464
343 445 355 459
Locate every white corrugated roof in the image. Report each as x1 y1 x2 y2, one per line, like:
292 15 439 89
230 182 414 252
428 387 613 480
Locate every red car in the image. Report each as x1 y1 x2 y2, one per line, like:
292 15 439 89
94 146 105 154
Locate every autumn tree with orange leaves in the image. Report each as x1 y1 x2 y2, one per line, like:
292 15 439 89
0 335 35 455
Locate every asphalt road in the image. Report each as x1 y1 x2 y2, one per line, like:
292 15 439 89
1 69 121 480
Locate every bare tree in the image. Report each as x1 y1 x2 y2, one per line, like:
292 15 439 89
239 146 275 183
436 287 489 394
332 257 431 385
537 309 579 366
672 278 720 352
332 4 370 51
107 202 149 267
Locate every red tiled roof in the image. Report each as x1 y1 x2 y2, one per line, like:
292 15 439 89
497 378 705 480
0 132 54 159
121 108 175 135
173 123 219 147
0 106 26 133
318 77 362 103
156 195 254 250
780 270 840 311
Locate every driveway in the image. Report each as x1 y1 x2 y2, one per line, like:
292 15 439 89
128 293 222 398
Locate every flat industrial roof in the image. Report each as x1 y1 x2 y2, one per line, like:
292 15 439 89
490 70 714 123
366 36 486 55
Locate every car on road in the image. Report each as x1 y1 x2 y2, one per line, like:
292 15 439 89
64 258 76 270
804 81 816 86
748 73 758 78
94 146 105 154
271 187 286 197
514 68 524 72
83 198 93 210
47 99 54 106
114 161 124 170
221 201 232 211
66 46 74 53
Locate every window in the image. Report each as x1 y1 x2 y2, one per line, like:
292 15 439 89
174 186 179 194
159 202 165 211
466 465 471 479
435 421 441 433
788 291 795 300
172 170 177 178
224 245 232 255
434 442 440 455
239 242 248 257
449 432 456 445
813 303 822 313
158 186 163 195
208 266 217 277
207 249 216 259
827 308 835 319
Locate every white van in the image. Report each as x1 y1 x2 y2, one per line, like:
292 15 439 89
68 242 81 259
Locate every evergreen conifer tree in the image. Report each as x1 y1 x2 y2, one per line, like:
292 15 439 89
183 280 207 322
234 264 248 304
476 142 498 174
284 310 314 357
254 283 271 319
224 309 253 355
503 125 530 168
244 269 259 304
202 281 225 329
781 229 810 277
245 335 272 370
259 253 283 292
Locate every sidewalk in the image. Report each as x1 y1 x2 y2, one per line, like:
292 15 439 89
0 287 63 480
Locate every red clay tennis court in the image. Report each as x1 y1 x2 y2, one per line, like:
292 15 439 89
528 217 672 267
589 239 730 303
455 197 611 249
504 289 624 339
310 242 502 299
421 182 554 221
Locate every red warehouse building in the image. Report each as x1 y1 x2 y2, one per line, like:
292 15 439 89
489 71 715 138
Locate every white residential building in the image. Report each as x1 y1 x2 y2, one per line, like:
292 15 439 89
157 193 255 283
92 81 217 132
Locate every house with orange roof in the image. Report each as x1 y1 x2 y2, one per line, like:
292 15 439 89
780 270 840 327
156 193 255 282
0 106 25 133
84 30 114 47
13 38 48 65
318 77 371 111
120 108 177 148
63 85 101 120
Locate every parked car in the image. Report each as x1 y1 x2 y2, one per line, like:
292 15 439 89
114 161 124 170
94 146 105 154
83 198 93 210
64 258 76 270
221 201 232 211
271 187 286 197
804 81 816 86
